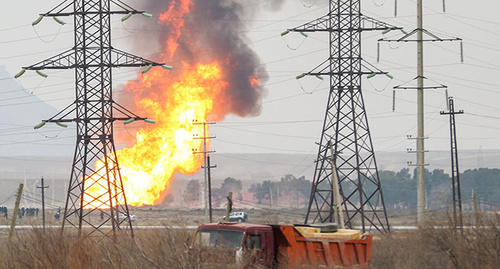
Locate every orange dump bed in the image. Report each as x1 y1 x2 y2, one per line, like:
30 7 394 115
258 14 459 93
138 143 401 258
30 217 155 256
272 225 372 269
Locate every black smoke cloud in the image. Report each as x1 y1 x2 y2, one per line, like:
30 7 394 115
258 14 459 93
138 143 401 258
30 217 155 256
140 0 273 118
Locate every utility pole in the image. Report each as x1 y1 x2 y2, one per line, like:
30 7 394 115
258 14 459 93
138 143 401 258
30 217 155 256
329 142 345 229
416 0 426 225
193 121 215 223
379 0 462 225
440 97 464 228
283 0 399 233
37 177 49 229
206 155 217 223
20 0 171 238
225 192 233 222
9 184 24 241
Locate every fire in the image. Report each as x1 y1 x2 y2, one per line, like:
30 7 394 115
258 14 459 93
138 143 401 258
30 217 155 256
158 0 192 59
83 62 227 208
81 0 265 209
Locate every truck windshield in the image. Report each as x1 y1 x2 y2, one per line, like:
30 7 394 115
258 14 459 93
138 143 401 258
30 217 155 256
195 229 244 250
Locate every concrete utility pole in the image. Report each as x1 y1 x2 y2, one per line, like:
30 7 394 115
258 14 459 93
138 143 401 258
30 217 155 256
379 0 462 226
416 0 426 225
37 177 49 229
329 142 345 229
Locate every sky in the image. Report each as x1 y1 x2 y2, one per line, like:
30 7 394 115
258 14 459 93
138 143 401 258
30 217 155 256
0 0 499 163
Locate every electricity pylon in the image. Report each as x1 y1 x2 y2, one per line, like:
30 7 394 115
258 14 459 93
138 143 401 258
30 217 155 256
23 0 170 238
283 0 400 233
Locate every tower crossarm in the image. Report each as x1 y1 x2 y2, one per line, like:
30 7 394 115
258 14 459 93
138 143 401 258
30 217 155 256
360 15 402 31
24 48 164 70
110 48 164 68
23 49 75 70
285 13 401 33
39 0 145 17
298 58 390 78
287 14 330 33
379 28 462 43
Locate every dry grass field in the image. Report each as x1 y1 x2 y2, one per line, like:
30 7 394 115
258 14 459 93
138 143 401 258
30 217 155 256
371 216 500 269
0 209 499 268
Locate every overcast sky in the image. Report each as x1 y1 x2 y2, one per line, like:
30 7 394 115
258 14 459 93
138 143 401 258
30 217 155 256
1 0 499 163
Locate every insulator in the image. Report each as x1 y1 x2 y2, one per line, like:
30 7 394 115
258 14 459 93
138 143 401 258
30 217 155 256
141 64 153 74
377 42 380 63
36 70 48 78
124 118 136 125
367 73 376 79
53 17 66 25
460 42 464 63
315 75 323 80
14 69 26 79
56 122 68 128
300 32 308 38
34 121 46 130
401 29 408 35
162 65 173 70
386 73 394 79
280 30 290 36
32 16 43 26
296 73 306 80
144 119 156 124
445 89 449 110
392 90 396 112
142 13 153 18
121 12 133 22
382 29 391 35
443 0 446 13
394 0 398 17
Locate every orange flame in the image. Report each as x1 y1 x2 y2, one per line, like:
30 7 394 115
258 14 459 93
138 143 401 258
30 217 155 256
158 0 193 59
83 62 227 208
81 0 263 209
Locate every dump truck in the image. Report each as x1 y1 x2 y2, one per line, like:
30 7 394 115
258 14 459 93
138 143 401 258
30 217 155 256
190 222 372 268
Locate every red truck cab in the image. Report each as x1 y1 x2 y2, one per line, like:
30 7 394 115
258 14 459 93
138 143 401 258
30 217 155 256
192 222 275 267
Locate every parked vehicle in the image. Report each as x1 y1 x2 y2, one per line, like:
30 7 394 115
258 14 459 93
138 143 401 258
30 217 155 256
222 211 248 222
115 213 137 222
190 222 372 268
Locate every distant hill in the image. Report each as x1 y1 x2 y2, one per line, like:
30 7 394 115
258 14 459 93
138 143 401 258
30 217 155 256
0 65 74 157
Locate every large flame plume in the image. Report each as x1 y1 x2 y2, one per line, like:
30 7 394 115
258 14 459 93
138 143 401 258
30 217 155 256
83 0 267 208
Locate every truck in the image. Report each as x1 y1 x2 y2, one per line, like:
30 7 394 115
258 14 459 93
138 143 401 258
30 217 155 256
190 222 372 268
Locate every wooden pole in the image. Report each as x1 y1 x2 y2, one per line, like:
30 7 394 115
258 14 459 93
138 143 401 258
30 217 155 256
37 177 49 229
9 184 24 241
207 155 213 223
225 192 233 222
472 191 480 226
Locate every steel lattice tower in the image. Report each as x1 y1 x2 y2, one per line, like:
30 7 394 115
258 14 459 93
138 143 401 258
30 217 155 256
284 0 400 233
24 0 166 237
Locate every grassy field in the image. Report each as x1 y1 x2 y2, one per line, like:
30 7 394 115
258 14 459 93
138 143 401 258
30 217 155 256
1 210 499 268
371 213 500 269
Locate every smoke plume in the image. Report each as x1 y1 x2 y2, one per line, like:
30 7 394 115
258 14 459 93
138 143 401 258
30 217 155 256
130 0 270 119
